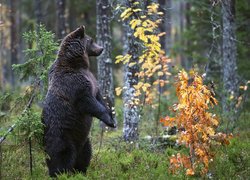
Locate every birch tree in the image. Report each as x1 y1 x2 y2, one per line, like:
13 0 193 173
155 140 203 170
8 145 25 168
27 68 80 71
96 0 116 129
122 27 140 142
117 1 170 141
121 0 141 142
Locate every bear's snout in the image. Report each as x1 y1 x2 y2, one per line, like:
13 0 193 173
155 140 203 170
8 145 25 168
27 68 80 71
88 42 103 56
96 46 103 55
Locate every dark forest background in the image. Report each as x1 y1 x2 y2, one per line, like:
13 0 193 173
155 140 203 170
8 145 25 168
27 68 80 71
0 0 249 179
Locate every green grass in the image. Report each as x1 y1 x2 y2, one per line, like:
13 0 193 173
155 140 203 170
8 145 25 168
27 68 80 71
0 112 249 179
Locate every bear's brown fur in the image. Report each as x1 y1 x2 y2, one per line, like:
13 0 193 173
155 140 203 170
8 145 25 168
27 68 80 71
42 26 116 177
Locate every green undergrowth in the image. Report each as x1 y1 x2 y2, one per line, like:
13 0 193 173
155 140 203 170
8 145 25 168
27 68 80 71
0 112 249 179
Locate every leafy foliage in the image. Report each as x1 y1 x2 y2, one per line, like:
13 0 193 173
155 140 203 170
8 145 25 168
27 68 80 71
115 2 171 108
160 69 232 176
12 24 58 97
16 108 43 140
2 25 58 141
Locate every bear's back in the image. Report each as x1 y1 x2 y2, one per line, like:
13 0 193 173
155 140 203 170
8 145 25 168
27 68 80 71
43 61 97 140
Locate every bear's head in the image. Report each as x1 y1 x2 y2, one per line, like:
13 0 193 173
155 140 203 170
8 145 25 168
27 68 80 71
57 26 103 68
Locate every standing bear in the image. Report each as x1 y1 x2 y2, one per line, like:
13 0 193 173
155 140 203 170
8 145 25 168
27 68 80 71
42 26 116 177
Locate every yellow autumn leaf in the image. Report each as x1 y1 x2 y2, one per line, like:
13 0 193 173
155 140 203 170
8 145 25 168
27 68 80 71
142 86 147 92
133 9 142 13
128 62 136 67
115 55 124 64
122 12 133 20
134 27 144 38
157 12 164 15
147 3 159 13
211 118 219 126
134 90 141 97
144 83 151 88
130 19 141 29
158 71 164 76
142 21 148 27
158 32 166 37
120 8 132 19
206 127 215 136
115 87 122 96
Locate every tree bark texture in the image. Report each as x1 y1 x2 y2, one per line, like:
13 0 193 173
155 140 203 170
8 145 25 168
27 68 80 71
179 1 188 69
96 0 116 128
0 3 3 90
34 0 43 25
222 0 238 119
123 27 140 142
158 0 172 55
122 0 141 142
56 0 67 40
10 0 19 88
68 1 77 31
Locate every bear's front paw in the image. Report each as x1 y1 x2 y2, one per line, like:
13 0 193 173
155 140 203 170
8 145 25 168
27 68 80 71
100 113 116 128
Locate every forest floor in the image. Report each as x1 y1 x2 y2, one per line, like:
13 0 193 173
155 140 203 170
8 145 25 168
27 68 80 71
0 108 249 179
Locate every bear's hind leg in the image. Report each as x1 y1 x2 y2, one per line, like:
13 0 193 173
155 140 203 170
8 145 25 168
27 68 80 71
74 138 92 174
46 139 76 177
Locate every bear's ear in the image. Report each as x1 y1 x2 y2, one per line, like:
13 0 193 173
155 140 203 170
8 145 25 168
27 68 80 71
73 25 85 38
78 25 85 36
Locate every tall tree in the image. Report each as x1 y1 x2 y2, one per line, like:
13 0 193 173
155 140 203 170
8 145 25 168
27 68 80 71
158 0 172 55
10 0 19 87
122 0 141 142
96 0 116 128
0 2 3 90
221 0 238 122
56 0 66 39
34 0 43 25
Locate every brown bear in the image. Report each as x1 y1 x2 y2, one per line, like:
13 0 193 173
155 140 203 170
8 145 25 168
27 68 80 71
42 26 116 177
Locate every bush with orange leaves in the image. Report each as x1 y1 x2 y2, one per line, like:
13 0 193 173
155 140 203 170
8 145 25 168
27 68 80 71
160 70 232 176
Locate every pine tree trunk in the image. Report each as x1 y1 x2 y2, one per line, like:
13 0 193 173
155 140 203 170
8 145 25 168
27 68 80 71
222 0 238 121
10 0 19 88
0 3 3 90
34 0 43 25
180 1 187 69
158 0 172 55
68 1 77 31
56 0 67 39
96 0 116 129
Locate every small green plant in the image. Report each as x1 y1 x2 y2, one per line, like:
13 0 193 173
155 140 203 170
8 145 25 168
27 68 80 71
11 24 58 140
13 24 58 98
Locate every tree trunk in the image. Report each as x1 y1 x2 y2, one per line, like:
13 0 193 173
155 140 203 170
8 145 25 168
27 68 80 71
180 1 187 69
123 27 140 142
96 0 116 129
34 0 43 25
122 0 141 142
68 1 77 31
56 0 67 39
158 0 172 55
0 3 3 90
10 0 19 88
222 0 238 122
